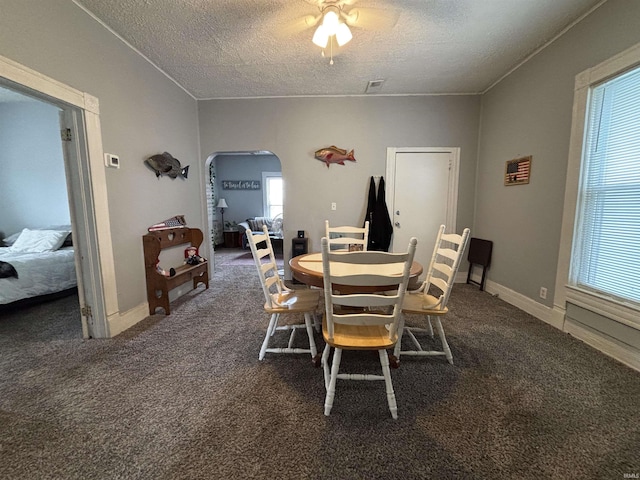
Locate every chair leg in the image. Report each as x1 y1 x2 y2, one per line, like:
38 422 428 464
324 347 342 416
378 349 398 420
304 313 320 364
393 314 405 359
434 317 453 365
427 316 434 338
321 343 331 390
259 313 279 361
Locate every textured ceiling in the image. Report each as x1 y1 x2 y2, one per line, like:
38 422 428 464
72 0 603 99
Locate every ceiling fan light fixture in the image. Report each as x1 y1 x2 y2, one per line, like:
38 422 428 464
322 7 340 35
335 22 352 46
312 24 329 48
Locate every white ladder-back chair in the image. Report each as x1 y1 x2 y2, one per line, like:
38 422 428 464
393 225 470 365
246 226 321 364
320 236 417 419
325 220 369 251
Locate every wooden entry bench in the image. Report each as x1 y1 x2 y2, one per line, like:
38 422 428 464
143 227 209 315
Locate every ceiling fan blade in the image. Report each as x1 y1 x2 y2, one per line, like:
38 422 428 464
276 14 321 38
343 7 400 31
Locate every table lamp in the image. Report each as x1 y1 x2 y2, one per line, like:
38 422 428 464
216 198 228 229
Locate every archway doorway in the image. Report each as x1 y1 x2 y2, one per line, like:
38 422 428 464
205 151 283 268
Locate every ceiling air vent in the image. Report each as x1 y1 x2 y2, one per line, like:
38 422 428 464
365 79 385 94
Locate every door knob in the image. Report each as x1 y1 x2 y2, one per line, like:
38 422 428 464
395 222 401 227
396 211 400 215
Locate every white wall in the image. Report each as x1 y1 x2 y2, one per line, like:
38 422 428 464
0 0 201 313
0 101 69 236
198 95 481 273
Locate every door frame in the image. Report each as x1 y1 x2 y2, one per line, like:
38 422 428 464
0 54 117 338
385 146 460 245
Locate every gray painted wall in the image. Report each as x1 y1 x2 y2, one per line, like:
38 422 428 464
2 0 638 348
214 154 281 227
0 101 69 236
0 0 200 313
476 0 640 308
199 96 481 265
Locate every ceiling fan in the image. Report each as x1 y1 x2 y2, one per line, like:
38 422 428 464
283 0 400 63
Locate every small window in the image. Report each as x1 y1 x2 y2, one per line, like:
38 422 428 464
571 64 640 306
262 172 283 219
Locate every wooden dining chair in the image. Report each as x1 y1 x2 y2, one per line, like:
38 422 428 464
320 236 417 419
246 226 321 364
325 220 369 251
393 225 470 365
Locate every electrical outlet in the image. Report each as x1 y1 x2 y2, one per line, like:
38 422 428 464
331 202 337 211
539 287 547 299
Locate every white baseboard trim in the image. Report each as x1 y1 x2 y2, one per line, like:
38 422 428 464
484 280 560 329
564 319 640 372
107 302 149 337
455 271 468 284
482 280 639 373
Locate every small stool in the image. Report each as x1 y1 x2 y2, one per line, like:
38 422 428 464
466 238 493 291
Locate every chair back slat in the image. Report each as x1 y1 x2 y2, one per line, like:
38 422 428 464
438 248 459 263
432 262 453 278
326 250 407 264
246 226 284 308
325 220 370 251
321 236 416 341
331 293 399 308
418 225 470 310
329 273 407 287
325 312 399 326
430 276 449 294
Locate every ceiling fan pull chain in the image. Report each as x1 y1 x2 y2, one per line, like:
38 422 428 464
330 36 334 65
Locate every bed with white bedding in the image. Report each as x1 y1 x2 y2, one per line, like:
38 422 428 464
0 228 77 305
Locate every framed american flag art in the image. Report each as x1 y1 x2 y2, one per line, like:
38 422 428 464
504 156 531 186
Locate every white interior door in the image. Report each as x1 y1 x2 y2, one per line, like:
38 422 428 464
386 148 459 275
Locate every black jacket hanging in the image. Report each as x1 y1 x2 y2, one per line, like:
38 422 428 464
364 176 376 250
370 177 393 251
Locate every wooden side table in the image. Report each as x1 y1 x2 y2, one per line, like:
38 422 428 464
223 230 240 248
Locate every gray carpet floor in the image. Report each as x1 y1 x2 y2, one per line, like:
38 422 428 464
0 258 639 479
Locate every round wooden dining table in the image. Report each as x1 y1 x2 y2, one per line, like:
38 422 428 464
289 252 423 293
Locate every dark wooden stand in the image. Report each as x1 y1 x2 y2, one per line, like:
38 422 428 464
143 227 209 315
291 237 309 284
223 230 240 248
466 237 493 291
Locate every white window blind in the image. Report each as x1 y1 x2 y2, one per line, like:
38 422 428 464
572 65 640 306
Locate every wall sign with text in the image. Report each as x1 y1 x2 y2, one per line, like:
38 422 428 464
222 180 261 190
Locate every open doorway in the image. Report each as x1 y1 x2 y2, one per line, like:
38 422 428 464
0 85 80 335
205 151 283 268
0 54 116 338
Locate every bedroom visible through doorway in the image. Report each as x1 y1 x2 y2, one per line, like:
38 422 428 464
0 84 82 335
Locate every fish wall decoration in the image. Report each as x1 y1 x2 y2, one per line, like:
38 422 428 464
314 146 356 168
145 152 189 179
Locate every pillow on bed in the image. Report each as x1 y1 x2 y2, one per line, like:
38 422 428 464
9 228 70 253
2 231 22 246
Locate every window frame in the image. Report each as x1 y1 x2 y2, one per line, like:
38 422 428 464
555 42 640 331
